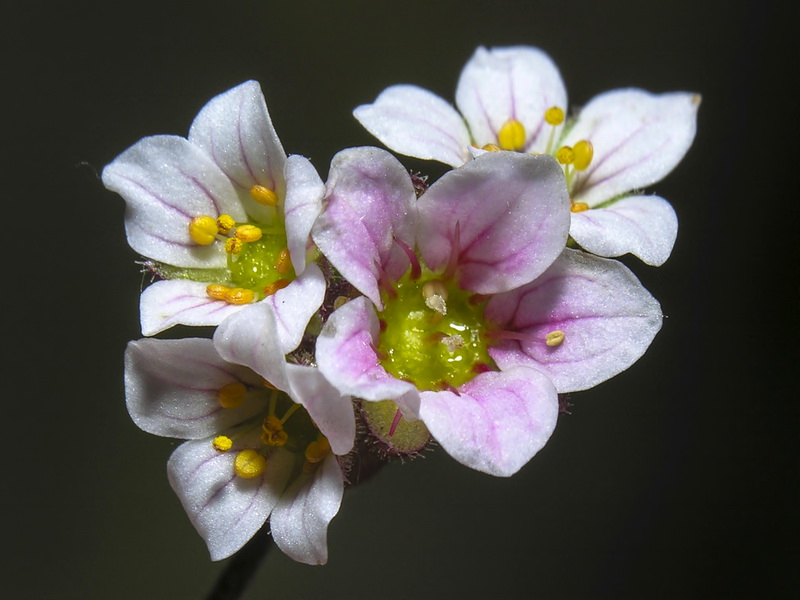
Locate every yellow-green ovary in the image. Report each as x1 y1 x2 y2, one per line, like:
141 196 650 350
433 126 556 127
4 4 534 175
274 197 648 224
377 274 493 391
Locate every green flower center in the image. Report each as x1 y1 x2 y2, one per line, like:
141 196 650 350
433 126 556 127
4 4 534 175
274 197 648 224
377 270 493 391
228 229 295 295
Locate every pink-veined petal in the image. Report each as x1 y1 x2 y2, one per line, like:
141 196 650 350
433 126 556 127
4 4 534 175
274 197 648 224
103 135 244 268
312 147 417 309
315 297 419 412
270 454 344 565
565 89 700 207
419 366 558 477
284 155 325 275
486 249 662 392
167 433 295 561
284 364 355 456
188 81 287 224
263 263 326 354
455 46 567 152
140 279 249 336
125 338 266 439
417 152 570 294
570 195 678 266
353 84 472 167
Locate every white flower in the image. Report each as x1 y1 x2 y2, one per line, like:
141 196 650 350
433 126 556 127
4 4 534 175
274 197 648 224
125 332 353 565
103 81 325 335
354 46 699 266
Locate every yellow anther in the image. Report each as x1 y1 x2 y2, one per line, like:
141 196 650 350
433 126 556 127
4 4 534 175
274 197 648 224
570 202 590 213
304 437 331 470
556 146 575 165
544 106 565 126
189 215 219 246
481 143 501 152
263 278 291 297
212 435 233 452
497 119 526 151
217 381 247 409
275 247 292 275
545 330 566 347
262 378 277 390
235 225 263 242
224 288 256 305
261 415 289 447
333 296 350 310
206 283 231 301
216 214 235 234
250 185 279 206
572 140 594 171
234 449 267 479
225 237 243 255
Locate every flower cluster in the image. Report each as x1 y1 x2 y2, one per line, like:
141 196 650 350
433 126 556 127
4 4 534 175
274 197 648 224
104 46 698 565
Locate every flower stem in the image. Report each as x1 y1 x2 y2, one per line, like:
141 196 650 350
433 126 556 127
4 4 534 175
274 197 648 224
204 528 272 600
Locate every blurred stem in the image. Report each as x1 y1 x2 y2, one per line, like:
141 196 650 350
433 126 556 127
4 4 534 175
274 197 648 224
205 528 272 600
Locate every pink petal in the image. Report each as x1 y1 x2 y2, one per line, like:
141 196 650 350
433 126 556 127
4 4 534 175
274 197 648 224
315 296 418 411
419 366 558 477
565 89 700 207
312 147 417 308
125 338 266 439
188 81 287 224
353 84 472 167
167 433 295 561
570 195 678 266
140 279 248 336
102 135 244 268
455 46 567 152
417 152 570 294
486 249 662 392
270 454 344 565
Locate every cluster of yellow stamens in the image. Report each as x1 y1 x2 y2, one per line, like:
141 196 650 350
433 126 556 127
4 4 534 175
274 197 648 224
183 184 296 305
209 380 331 480
188 213 265 255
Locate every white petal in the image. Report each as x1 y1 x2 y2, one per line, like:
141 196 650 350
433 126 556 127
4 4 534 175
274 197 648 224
565 89 700 206
486 250 662 392
263 263 326 354
419 367 558 477
102 135 244 268
570 195 678 266
270 454 344 565
353 84 472 167
140 280 248 336
284 155 325 275
285 364 355 456
167 434 295 561
125 338 266 439
213 298 290 392
189 81 287 223
455 46 567 152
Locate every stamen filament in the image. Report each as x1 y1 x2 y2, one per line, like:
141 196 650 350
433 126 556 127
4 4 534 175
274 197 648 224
394 237 421 280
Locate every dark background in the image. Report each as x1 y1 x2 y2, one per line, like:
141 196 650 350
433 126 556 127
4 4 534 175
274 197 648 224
4 1 796 598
